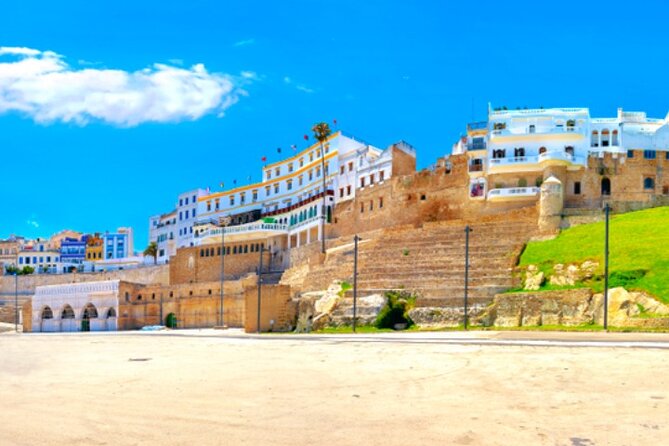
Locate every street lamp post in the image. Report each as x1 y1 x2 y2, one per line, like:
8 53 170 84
464 225 472 330
603 203 610 330
353 235 360 333
217 217 231 328
257 244 265 334
14 270 18 333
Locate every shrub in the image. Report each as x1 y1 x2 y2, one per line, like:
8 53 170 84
338 281 352 297
609 270 647 289
375 291 417 329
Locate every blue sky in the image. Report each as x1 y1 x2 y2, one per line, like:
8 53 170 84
1 0 668 249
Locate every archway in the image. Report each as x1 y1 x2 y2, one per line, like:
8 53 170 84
166 312 177 329
61 305 75 319
41 306 53 320
106 307 116 318
601 177 611 196
81 303 98 332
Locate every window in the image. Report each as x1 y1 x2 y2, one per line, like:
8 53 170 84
370 174 375 185
492 149 506 159
266 170 271 180
192 195 196 202
274 183 279 194
308 170 313 181
529 125 535 134
514 147 525 157
207 201 211 211
360 177 365 188
288 163 294 172
591 130 599 147
348 162 353 171
539 147 547 155
287 180 293 191
299 157 304 167
627 150 634 158
298 175 303 186
574 182 581 195
379 171 385 182
565 146 574 156
369 200 373 211
612 130 619 146
644 177 655 190
644 150 656 160
360 203 364 213
340 165 345 175
347 185 352 195
252 190 258 201
316 166 321 177
229 195 235 206
666 152 669 160
275 167 280 176
185 198 189 205
179 199 183 206
379 197 383 208
601 129 610 147
339 188 344 198
215 199 220 210
240 193 245 204
265 185 271 196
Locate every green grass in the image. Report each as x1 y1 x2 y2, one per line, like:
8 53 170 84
520 207 669 303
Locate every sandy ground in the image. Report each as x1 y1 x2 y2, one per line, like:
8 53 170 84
1 330 668 446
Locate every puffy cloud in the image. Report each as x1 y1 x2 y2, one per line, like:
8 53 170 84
0 47 249 126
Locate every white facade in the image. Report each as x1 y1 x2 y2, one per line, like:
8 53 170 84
148 211 177 264
460 106 669 201
176 188 208 248
150 131 416 249
31 280 120 332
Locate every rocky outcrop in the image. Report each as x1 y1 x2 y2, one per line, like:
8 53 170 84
294 281 385 332
523 265 544 291
478 287 669 328
408 304 488 328
548 261 599 286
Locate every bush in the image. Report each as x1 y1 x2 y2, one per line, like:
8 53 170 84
609 270 647 289
375 291 417 329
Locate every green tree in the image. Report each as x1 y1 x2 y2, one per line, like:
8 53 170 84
312 122 332 254
143 241 159 265
20 266 35 275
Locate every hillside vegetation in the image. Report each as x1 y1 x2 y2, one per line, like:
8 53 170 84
519 206 669 302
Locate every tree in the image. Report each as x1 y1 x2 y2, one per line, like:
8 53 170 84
312 122 332 254
144 241 159 265
20 266 34 275
5 265 19 275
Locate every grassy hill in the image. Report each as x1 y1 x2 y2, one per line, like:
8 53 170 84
519 206 669 303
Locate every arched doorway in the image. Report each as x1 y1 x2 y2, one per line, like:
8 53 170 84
41 306 53 320
81 303 98 332
166 312 177 329
61 305 75 319
601 177 611 196
40 305 54 333
61 304 76 332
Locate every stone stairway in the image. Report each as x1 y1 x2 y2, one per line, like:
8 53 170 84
284 216 536 310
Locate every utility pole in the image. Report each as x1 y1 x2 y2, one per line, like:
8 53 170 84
14 271 18 333
218 217 231 328
353 235 360 333
464 225 471 330
257 245 264 334
603 203 610 330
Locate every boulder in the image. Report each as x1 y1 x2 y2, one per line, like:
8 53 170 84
524 265 544 291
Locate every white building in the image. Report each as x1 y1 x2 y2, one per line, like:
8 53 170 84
148 211 177 264
31 281 120 332
176 189 208 248
459 106 669 201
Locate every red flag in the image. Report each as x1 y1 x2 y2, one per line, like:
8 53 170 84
261 156 267 162
303 134 309 141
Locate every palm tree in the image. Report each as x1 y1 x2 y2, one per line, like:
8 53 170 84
312 122 332 254
143 241 159 265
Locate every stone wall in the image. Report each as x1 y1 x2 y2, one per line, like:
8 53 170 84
169 245 273 285
244 284 295 332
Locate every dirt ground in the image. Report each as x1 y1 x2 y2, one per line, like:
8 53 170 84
0 330 667 446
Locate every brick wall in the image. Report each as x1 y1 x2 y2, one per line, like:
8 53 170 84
244 284 295 332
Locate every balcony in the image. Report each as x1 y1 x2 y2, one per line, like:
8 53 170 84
538 151 586 168
487 187 540 201
490 126 584 138
197 221 289 244
468 163 484 172
467 142 487 151
488 155 541 173
467 121 488 132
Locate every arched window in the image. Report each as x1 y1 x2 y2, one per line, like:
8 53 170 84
539 147 547 155
565 146 575 156
601 129 610 147
612 130 619 146
601 177 611 196
61 305 75 319
106 308 116 318
82 303 98 320
591 130 599 147
41 306 53 320
644 177 655 190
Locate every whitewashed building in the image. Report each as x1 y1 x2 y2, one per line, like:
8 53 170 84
31 281 120 332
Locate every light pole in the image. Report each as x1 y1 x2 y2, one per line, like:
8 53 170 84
14 269 18 333
257 244 265 334
603 203 610 330
217 216 231 328
464 225 472 330
353 235 360 333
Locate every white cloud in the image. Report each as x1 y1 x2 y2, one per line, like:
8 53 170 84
233 39 255 47
0 46 249 126
283 75 314 93
25 218 39 229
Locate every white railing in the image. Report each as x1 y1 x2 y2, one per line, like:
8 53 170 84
489 156 539 166
490 127 583 137
487 187 540 199
289 215 321 231
202 222 289 238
